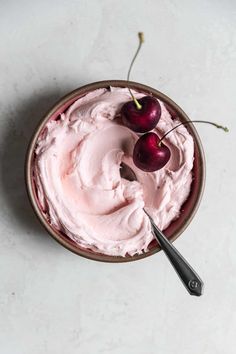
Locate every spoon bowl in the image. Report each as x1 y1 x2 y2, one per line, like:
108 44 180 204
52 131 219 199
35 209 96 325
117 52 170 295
25 80 205 262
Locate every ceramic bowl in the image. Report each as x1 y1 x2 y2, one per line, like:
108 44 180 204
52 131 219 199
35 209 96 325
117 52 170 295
25 80 205 262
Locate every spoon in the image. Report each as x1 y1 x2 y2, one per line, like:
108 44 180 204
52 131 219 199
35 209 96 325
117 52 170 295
120 163 204 296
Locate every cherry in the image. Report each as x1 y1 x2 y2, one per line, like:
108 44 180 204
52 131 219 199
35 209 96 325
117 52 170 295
133 120 228 173
133 132 170 172
121 96 161 133
120 32 161 133
122 33 229 172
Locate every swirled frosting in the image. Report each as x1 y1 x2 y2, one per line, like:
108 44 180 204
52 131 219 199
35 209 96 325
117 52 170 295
34 87 194 256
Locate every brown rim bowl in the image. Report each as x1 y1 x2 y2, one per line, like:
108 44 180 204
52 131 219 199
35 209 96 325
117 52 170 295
25 80 206 263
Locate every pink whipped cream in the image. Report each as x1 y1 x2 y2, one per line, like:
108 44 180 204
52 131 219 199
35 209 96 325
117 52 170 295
34 87 194 256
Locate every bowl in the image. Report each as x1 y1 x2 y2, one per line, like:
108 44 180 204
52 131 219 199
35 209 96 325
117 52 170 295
25 80 205 262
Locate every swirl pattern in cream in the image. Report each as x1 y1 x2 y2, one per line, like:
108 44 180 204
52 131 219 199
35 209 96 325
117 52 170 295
34 87 194 256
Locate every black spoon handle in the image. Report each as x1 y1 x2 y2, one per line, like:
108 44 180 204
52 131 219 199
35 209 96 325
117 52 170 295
149 217 203 296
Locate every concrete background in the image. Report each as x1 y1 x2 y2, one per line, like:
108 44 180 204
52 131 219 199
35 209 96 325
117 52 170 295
0 1 235 353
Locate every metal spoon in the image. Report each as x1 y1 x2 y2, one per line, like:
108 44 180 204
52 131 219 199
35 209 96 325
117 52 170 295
120 163 204 296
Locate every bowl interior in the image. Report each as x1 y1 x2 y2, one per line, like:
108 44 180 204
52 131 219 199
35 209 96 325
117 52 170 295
26 80 205 262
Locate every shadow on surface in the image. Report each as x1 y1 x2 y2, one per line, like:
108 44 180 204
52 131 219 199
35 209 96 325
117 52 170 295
0 84 85 240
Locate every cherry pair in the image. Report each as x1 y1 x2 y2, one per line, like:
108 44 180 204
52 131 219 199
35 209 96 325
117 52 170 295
121 96 170 172
120 32 228 172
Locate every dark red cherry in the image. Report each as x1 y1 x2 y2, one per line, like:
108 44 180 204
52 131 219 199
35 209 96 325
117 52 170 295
121 96 161 133
133 132 170 172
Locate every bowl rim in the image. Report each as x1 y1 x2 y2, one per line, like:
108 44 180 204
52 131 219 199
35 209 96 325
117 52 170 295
25 80 206 263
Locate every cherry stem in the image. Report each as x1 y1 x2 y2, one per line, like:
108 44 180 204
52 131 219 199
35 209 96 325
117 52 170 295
158 120 229 146
127 32 144 110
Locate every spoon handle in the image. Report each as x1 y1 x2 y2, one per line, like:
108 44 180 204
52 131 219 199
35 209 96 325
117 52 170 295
149 217 203 296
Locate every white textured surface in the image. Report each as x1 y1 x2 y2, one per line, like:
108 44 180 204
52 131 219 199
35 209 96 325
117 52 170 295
0 1 235 353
